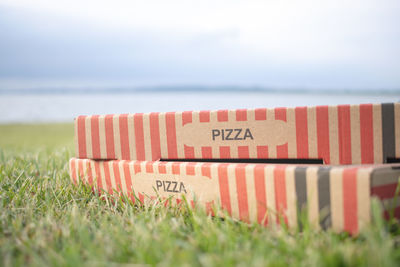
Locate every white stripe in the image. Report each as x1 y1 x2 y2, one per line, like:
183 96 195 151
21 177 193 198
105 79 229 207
127 114 136 160
246 164 257 223
265 165 276 224
85 116 93 158
113 115 122 160
99 115 107 158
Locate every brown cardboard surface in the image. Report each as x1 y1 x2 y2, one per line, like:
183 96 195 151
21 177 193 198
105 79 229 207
75 103 400 165
70 158 400 234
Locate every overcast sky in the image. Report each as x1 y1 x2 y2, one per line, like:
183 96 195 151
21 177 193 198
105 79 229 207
0 0 399 90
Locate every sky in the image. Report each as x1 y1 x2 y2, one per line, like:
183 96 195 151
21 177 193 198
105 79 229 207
0 0 399 90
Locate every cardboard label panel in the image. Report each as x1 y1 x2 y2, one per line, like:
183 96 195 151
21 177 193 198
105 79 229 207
70 158 400 234
75 103 400 165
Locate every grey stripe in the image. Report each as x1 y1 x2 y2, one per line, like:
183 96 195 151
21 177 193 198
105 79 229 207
318 167 331 229
382 103 395 162
370 167 400 188
295 167 308 229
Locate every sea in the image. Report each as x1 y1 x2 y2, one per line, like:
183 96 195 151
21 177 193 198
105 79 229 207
0 90 398 123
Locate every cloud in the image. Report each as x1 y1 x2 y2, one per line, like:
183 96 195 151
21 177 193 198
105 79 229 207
0 0 399 89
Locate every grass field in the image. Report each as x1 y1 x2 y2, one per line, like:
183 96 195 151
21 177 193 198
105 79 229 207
1 124 400 266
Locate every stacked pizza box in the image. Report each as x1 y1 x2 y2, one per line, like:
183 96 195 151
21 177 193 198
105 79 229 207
70 103 400 234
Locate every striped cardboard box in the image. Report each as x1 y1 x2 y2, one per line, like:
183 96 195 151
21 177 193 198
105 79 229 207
69 158 400 234
75 103 400 165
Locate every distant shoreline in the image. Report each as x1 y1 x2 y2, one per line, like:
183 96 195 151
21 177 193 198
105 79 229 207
1 86 399 96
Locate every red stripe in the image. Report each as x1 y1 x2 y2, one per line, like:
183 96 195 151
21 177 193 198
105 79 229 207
220 146 230 158
217 110 228 122
338 105 352 164
371 183 399 200
166 112 178 158
255 108 267 120
186 163 196 175
172 162 180 175
138 193 144 204
133 161 141 174
134 113 145 160
257 146 268 158
206 201 215 216
202 146 212 158
295 107 309 159
119 114 130 160
123 163 134 202
105 115 115 159
150 113 161 161
201 163 211 178
274 166 288 225
238 146 249 158
86 160 93 184
158 162 167 174
236 165 249 222
218 164 232 215
94 161 103 193
276 143 288 158
316 106 330 164
70 159 77 184
146 162 153 173
182 111 192 126
91 115 101 158
254 165 267 224
359 104 374 164
184 145 195 159
78 159 84 181
342 168 358 234
236 109 247 121
275 108 288 158
199 110 210 122
103 162 113 194
77 116 87 158
113 161 122 192
275 107 286 121
383 206 400 220
163 198 169 207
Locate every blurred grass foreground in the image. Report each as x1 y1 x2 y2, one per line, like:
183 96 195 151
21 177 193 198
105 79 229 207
1 123 400 266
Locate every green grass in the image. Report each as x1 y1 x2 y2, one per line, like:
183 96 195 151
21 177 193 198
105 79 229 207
1 124 400 266
0 123 74 151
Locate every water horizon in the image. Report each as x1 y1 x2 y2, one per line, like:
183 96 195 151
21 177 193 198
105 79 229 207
1 85 399 96
1 90 399 124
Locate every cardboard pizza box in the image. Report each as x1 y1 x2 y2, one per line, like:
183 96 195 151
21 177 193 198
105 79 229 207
75 103 400 165
70 158 400 234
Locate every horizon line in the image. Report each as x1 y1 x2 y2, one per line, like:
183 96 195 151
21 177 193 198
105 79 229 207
0 86 399 96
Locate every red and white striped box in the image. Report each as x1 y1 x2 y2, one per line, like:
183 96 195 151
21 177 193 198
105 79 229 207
70 158 400 234
75 103 400 165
